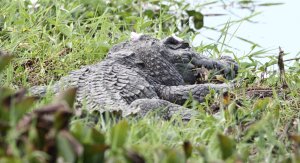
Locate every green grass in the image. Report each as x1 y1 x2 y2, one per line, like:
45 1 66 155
1 0 132 87
1 0 300 162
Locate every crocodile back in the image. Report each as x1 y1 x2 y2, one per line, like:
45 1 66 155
75 59 159 112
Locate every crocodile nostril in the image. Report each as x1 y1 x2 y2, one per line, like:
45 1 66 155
180 42 190 49
182 57 190 63
135 61 145 68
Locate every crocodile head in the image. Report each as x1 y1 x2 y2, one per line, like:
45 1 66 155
108 33 238 85
159 35 238 84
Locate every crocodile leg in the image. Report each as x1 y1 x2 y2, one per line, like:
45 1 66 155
158 83 231 105
126 99 197 121
190 54 239 80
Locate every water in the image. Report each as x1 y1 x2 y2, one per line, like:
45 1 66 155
189 0 300 63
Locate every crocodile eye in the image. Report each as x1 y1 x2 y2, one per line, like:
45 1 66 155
163 36 190 50
179 42 190 49
164 36 181 45
182 56 190 63
181 53 192 63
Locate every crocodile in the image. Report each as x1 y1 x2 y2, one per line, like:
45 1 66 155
30 33 238 120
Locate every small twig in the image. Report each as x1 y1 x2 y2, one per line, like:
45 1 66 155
279 119 294 141
284 57 300 62
278 47 288 89
57 47 72 56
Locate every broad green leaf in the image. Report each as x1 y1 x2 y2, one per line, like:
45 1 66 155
141 20 153 30
14 96 38 122
258 3 284 6
55 87 77 109
217 133 236 160
224 109 231 122
0 120 10 134
70 122 107 162
0 88 14 100
89 128 105 144
0 88 14 118
236 36 261 47
54 107 73 131
144 10 155 18
71 122 105 144
253 97 271 112
70 122 91 142
186 10 204 30
183 141 193 160
111 120 129 149
195 145 208 162
0 55 13 73
0 157 22 163
249 49 273 58
57 131 76 163
28 124 40 147
83 144 107 163
239 62 256 69
163 149 185 163
58 24 73 38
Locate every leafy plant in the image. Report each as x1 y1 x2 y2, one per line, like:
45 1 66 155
0 55 137 162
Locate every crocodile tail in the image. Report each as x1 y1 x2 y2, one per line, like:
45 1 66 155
29 81 62 96
29 85 49 97
28 66 89 97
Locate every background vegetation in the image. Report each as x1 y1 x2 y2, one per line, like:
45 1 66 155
0 0 299 162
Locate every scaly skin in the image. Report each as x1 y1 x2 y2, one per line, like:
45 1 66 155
30 34 238 120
